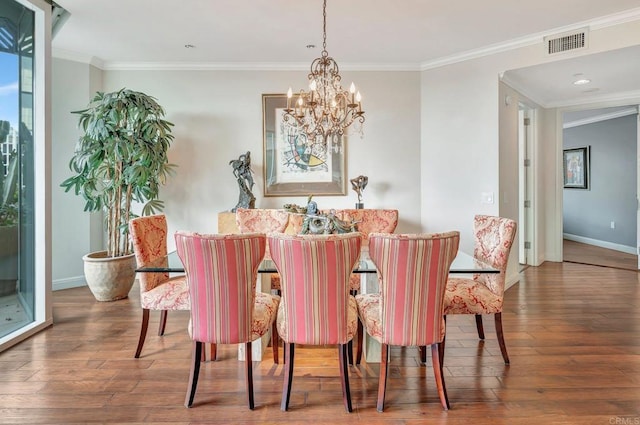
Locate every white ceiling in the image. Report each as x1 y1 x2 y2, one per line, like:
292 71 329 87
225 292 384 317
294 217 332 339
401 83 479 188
52 0 640 107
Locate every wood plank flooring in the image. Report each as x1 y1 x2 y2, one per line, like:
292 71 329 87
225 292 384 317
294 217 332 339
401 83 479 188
1 261 640 424
563 239 638 271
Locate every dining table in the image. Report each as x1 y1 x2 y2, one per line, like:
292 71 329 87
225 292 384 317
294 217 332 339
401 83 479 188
136 249 498 362
136 249 498 275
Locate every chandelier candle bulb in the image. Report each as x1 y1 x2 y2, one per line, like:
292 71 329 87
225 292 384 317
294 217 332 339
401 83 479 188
286 87 292 109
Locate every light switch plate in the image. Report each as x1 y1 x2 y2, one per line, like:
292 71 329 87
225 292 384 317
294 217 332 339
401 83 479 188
481 192 494 204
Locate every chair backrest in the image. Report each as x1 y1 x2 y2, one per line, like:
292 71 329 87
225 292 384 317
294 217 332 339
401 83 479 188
268 233 362 345
129 214 169 293
338 209 399 246
236 208 289 258
472 215 517 296
174 231 266 344
368 231 460 347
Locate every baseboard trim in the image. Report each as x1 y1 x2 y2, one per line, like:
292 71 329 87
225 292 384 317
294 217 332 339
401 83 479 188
563 233 636 255
52 276 86 291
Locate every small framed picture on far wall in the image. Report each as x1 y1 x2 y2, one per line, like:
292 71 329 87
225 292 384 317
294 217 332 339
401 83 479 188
563 146 590 189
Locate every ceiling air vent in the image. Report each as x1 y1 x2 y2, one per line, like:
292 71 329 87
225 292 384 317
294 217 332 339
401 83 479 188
544 28 588 55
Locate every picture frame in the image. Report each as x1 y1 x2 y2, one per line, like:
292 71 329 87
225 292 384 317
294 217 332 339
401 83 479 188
563 146 590 189
262 93 347 197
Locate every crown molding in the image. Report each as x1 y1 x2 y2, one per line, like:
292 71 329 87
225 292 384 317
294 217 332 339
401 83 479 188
100 61 420 72
52 48 104 69
548 90 640 109
563 106 639 128
420 7 640 71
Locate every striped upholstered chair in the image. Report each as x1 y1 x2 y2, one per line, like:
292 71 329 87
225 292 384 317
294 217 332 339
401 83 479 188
268 232 362 412
356 231 460 412
443 215 517 365
175 231 280 409
338 209 399 365
129 214 190 358
235 208 290 363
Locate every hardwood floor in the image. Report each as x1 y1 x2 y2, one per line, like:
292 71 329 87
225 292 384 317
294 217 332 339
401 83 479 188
1 261 640 424
563 239 638 271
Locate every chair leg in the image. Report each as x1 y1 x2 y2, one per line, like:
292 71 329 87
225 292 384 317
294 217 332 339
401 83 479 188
419 346 427 364
185 341 202 407
339 343 353 413
134 309 150 358
281 343 295 411
475 314 485 340
158 310 168 336
245 341 255 410
348 289 358 365
210 344 217 361
431 343 450 410
272 320 279 364
355 318 364 365
495 312 510 365
347 340 354 365
376 343 389 412
439 315 447 366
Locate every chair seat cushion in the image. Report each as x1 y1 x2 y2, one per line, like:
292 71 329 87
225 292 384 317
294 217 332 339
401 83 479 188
270 273 281 290
276 295 358 344
355 293 383 341
251 292 281 340
444 277 503 315
140 276 190 310
349 274 361 292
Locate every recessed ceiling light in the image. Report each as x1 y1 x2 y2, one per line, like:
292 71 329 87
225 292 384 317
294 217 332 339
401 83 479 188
573 79 591 85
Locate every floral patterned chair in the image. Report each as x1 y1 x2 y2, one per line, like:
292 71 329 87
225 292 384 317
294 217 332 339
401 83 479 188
338 209 399 365
235 208 290 364
356 231 460 412
443 215 517 365
268 232 362 412
175 231 279 409
129 214 190 358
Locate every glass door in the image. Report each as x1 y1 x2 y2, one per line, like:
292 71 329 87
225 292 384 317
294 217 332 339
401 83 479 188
0 0 48 346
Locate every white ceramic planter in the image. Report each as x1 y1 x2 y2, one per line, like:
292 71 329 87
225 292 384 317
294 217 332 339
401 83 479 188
82 251 136 302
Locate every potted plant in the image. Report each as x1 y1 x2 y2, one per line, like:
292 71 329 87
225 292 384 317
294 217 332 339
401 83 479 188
61 89 176 301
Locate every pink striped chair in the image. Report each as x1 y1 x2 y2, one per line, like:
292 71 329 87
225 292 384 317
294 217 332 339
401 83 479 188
129 214 190 358
338 209 399 365
356 231 460 412
443 215 517 365
175 231 280 409
235 208 290 364
268 232 362 412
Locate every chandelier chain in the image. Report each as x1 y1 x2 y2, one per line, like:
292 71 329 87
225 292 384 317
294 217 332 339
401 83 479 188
322 0 327 53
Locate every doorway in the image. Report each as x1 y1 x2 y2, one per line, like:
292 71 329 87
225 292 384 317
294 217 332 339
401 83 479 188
561 106 639 270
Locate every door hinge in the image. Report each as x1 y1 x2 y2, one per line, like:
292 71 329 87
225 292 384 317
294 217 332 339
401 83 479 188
524 118 530 126
524 241 531 249
524 200 531 208
524 159 531 167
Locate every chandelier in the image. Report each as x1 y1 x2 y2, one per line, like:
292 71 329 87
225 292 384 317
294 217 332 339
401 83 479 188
282 0 365 152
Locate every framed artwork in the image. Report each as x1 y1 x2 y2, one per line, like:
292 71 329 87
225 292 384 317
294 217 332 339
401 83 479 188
262 94 347 197
563 146 589 189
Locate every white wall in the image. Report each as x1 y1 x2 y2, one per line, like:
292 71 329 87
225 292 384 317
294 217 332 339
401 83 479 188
51 68 422 283
421 19 640 286
51 58 104 289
